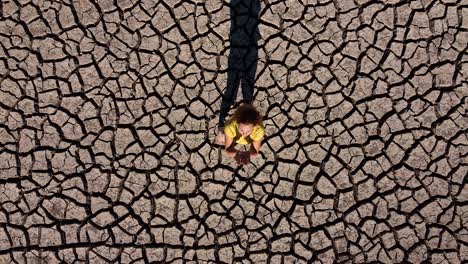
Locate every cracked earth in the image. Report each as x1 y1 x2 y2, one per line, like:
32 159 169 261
0 0 467 263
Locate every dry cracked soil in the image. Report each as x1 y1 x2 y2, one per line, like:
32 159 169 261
0 0 467 263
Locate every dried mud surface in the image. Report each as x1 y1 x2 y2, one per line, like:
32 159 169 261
0 0 467 263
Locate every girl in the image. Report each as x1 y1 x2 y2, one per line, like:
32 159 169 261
217 103 265 164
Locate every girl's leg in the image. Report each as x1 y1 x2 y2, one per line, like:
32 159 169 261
216 126 225 144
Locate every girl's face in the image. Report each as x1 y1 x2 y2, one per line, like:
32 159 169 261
238 123 254 137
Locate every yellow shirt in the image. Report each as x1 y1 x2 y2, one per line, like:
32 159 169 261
224 119 265 145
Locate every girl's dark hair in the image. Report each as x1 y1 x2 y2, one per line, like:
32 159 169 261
233 103 263 125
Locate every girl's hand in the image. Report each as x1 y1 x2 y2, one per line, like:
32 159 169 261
249 144 259 157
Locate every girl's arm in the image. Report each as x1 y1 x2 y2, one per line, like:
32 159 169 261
224 134 238 157
250 139 262 156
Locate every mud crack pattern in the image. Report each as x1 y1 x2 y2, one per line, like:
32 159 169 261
0 0 467 263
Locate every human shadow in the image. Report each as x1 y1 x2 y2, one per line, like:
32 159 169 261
218 0 261 128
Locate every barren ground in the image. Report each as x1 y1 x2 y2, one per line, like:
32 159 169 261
0 0 467 263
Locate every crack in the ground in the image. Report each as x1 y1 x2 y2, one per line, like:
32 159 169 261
0 0 467 263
